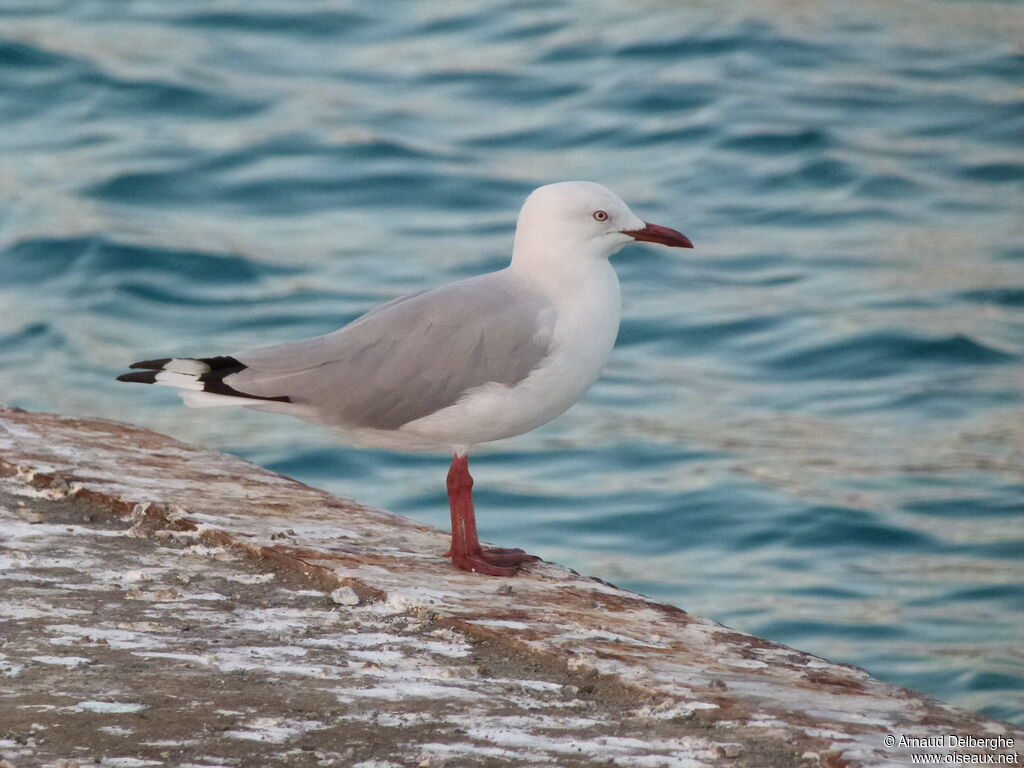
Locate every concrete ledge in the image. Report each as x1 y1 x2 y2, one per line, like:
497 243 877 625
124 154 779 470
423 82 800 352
1 406 1020 767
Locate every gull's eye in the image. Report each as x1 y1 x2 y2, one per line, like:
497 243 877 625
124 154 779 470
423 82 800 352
592 210 609 222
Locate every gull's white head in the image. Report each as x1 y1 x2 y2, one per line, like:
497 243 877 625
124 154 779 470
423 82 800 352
511 181 692 273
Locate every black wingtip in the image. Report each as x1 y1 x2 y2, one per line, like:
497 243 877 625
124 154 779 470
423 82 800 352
129 358 172 370
117 371 158 384
117 355 291 402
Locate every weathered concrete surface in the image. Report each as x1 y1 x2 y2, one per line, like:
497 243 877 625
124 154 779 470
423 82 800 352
0 406 1020 768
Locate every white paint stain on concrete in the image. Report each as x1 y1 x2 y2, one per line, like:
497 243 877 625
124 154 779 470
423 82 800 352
76 701 148 714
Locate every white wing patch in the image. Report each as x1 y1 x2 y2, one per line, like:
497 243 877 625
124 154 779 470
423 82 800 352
153 371 204 391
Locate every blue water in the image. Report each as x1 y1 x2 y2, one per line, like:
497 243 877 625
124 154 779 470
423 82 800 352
1 1 1022 724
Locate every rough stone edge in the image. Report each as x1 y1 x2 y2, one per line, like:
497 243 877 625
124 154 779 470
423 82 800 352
0 441 653 709
2 405 1021 768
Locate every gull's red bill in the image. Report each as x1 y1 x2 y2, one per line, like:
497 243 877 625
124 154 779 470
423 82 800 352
621 222 694 249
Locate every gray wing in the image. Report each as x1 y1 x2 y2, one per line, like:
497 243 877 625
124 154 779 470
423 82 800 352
227 270 555 431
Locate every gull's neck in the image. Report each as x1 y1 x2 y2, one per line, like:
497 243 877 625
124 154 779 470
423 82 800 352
509 230 617 300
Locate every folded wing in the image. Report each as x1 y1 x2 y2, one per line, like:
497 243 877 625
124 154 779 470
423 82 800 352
220 271 555 431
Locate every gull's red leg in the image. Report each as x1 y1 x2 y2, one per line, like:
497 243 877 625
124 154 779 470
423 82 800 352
443 453 539 576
